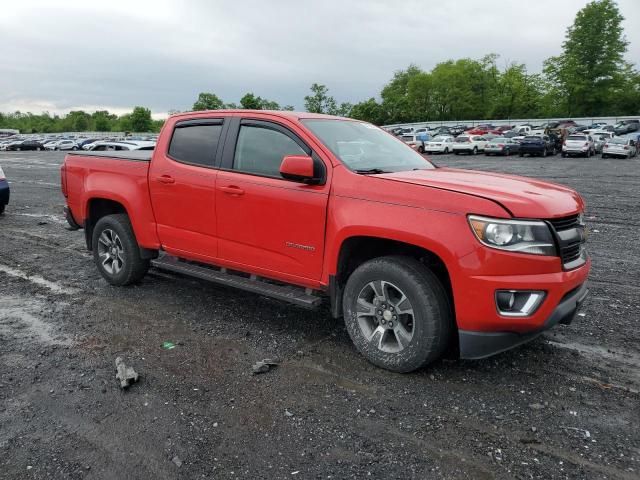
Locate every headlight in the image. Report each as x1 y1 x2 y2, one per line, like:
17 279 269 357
468 215 556 256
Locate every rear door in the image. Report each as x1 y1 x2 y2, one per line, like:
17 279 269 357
148 118 226 260
215 117 329 282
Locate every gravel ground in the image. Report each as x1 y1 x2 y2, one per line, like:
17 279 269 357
0 151 638 480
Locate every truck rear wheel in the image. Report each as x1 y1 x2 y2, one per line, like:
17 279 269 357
342 256 452 372
92 214 149 286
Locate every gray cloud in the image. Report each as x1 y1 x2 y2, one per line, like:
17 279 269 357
2 0 639 117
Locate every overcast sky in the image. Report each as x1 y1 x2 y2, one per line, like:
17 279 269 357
2 0 639 118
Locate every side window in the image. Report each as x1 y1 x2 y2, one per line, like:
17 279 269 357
233 125 306 177
168 123 223 167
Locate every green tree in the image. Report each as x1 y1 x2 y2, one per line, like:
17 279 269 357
304 83 338 114
238 93 282 110
239 93 263 109
130 106 153 132
192 92 224 111
543 0 630 116
349 98 386 125
380 65 423 123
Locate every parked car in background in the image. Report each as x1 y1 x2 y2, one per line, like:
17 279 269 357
449 125 468 136
423 135 455 154
452 135 487 155
602 137 638 158
484 137 520 156
613 119 639 135
77 138 100 149
430 126 454 137
466 125 500 135
43 140 61 150
519 135 556 157
8 139 45 151
400 134 425 152
0 164 9 215
510 125 532 136
561 134 595 158
591 131 615 153
53 140 79 151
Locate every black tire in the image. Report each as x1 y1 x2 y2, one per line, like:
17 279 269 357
16 147 21 151
342 256 452 373
444 147 449 154
472 146 478 155
602 153 608 159
519 152 524 157
454 151 459 155
37 147 42 151
92 214 149 286
561 152 567 158
418 145 424 154
542 148 547 157
0 204 5 215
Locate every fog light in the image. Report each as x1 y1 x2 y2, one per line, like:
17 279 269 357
495 290 545 317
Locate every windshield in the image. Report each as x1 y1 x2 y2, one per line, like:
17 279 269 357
302 119 434 172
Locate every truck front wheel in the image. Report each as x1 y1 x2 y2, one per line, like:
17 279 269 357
342 256 452 372
92 214 149 286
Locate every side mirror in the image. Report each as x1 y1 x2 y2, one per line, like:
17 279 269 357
280 155 316 183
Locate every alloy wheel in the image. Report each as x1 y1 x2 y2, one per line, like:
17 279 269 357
356 280 415 353
97 229 125 275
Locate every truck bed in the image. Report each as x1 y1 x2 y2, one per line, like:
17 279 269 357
66 150 152 162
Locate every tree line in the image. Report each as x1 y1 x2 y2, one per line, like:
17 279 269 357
1 0 637 133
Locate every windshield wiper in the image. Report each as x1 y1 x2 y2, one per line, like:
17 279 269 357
354 168 391 175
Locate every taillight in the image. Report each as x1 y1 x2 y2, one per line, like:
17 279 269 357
497 144 505 148
624 146 629 150
60 165 67 197
604 144 608 148
584 143 589 147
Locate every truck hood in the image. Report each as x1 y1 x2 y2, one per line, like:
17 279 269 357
377 167 583 218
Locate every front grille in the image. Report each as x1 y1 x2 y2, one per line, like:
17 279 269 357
549 214 580 231
547 214 586 269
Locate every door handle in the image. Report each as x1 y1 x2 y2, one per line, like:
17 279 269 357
156 175 175 184
219 185 245 195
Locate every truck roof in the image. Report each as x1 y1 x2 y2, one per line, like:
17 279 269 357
168 110 352 121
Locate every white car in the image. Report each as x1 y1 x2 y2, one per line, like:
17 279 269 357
400 134 425 152
43 140 60 150
423 136 455 154
590 131 615 153
510 125 532 136
88 141 156 151
452 135 488 155
602 137 638 158
55 140 79 151
562 134 595 157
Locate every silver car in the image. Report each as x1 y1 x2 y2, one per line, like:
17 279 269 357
561 134 595 157
602 137 638 158
484 137 520 156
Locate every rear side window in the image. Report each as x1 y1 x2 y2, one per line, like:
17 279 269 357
233 125 306 177
169 123 223 167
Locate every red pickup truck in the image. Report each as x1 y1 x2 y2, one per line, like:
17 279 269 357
61 110 590 372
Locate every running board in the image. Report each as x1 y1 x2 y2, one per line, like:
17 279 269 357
150 255 322 309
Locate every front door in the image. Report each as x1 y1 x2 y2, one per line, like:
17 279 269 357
148 118 225 260
216 119 329 282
